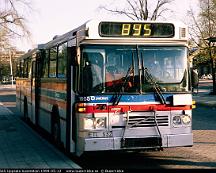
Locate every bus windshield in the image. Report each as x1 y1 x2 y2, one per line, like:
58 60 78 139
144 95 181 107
79 45 188 94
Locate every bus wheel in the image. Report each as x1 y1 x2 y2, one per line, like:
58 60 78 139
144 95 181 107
23 98 28 121
51 108 61 146
53 121 60 142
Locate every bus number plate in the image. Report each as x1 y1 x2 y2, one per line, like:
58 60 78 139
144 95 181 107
103 132 113 137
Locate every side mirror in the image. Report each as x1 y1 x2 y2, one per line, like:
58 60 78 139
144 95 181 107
191 69 199 88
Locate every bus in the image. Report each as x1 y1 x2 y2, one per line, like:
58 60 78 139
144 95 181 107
16 20 197 156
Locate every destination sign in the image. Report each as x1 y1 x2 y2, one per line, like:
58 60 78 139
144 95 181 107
99 22 175 38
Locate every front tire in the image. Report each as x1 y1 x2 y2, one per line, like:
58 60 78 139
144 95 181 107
52 121 61 143
51 107 61 147
23 97 28 121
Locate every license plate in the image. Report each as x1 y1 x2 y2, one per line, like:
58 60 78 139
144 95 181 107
103 131 113 137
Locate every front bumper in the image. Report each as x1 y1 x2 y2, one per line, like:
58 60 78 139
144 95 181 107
76 133 193 156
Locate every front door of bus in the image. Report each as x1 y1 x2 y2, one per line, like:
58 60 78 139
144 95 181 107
31 60 36 124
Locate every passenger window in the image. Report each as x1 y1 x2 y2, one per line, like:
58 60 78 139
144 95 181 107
23 58 31 78
20 61 24 78
23 60 27 78
27 59 31 78
41 50 49 78
16 62 22 77
32 61 36 78
49 47 57 78
58 43 67 78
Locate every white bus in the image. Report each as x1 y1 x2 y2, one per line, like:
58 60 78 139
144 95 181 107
16 20 197 156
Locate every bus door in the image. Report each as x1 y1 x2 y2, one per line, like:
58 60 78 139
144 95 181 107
67 45 77 153
30 60 36 124
34 53 41 126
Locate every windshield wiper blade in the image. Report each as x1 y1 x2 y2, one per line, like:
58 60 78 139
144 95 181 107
144 67 166 104
112 65 134 106
138 48 165 104
112 53 135 106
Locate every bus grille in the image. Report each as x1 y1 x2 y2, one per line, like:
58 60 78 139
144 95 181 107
121 137 162 148
128 113 169 127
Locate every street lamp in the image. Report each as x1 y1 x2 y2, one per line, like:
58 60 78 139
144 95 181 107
207 36 216 95
3 45 14 87
8 49 14 87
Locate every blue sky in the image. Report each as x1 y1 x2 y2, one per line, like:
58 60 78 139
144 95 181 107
15 0 199 51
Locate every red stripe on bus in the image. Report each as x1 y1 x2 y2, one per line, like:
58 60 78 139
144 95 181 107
79 104 192 113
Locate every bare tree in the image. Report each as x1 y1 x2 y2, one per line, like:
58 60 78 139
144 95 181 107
188 0 216 94
99 0 174 21
0 0 32 82
188 0 216 47
0 0 32 49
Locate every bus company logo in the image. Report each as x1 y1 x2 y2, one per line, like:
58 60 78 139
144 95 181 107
79 96 109 102
95 96 109 101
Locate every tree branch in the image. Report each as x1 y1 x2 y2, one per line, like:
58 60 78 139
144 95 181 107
99 0 173 21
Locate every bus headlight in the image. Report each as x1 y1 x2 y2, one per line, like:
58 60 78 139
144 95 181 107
172 114 191 127
173 115 181 125
181 115 191 125
83 117 106 130
84 118 94 129
95 117 106 129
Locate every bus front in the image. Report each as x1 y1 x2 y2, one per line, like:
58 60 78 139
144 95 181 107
75 20 193 156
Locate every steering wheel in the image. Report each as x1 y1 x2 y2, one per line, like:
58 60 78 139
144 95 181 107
163 71 171 78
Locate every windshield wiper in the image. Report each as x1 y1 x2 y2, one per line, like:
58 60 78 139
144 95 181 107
143 67 166 104
112 53 135 106
138 49 166 105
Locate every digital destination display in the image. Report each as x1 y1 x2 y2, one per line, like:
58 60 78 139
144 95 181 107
99 22 175 38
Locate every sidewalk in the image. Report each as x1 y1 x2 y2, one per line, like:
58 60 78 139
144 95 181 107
0 100 81 168
193 79 216 107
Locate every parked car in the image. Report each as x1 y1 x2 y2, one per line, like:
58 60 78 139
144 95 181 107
200 74 212 80
207 74 213 80
1 76 16 84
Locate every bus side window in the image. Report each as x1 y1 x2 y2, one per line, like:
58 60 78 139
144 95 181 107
57 43 67 78
68 46 78 91
45 50 49 77
41 50 49 78
23 59 27 78
28 58 31 78
20 61 24 78
32 61 36 78
24 58 31 78
49 47 57 78
15 63 20 78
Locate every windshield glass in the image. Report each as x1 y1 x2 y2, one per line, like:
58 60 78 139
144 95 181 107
79 45 188 94
140 46 187 83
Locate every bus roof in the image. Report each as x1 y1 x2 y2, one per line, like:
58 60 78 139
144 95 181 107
40 19 188 48
19 19 189 60
16 48 38 61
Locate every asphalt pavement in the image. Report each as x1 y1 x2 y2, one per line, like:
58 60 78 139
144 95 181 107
0 80 215 169
0 84 81 169
193 79 216 107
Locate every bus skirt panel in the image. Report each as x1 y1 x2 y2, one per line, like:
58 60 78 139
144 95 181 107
76 133 193 156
